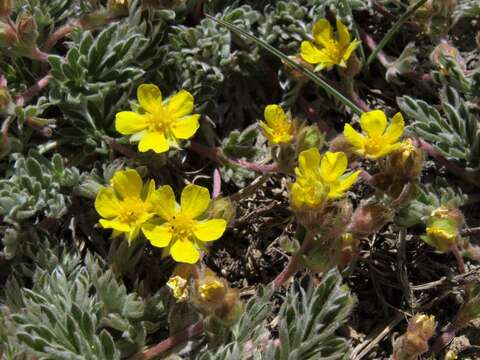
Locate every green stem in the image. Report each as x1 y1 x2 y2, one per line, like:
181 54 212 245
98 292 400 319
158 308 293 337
366 0 428 66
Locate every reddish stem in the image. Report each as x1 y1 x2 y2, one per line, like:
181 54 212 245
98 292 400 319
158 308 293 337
44 24 76 53
416 138 480 188
133 320 204 360
15 74 51 106
212 167 221 198
189 141 278 174
430 321 462 355
272 255 301 290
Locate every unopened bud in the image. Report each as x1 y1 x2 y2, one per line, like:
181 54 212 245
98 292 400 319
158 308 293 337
444 350 458 360
0 87 11 114
296 124 324 153
16 12 37 45
166 275 189 303
387 139 424 179
0 20 18 45
0 0 12 18
431 205 464 226
393 314 436 360
334 232 360 267
329 134 357 159
209 197 236 225
337 53 362 78
282 55 312 82
422 217 458 252
430 40 466 73
349 202 394 236
192 269 244 326
107 0 129 16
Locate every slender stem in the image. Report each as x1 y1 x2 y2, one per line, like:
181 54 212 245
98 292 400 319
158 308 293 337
212 167 221 198
29 47 50 62
430 320 462 355
451 245 466 274
132 320 204 360
189 141 279 174
15 74 51 106
366 0 428 66
272 230 315 290
44 24 76 52
208 15 363 115
229 174 271 202
416 138 480 188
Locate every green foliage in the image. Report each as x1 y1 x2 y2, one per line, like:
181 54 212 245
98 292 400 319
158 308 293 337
199 270 355 360
398 87 480 171
395 178 467 227
0 152 80 225
453 0 480 21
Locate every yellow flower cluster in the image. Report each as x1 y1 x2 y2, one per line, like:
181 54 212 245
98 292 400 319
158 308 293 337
290 148 360 210
116 84 200 154
95 169 226 264
300 19 360 70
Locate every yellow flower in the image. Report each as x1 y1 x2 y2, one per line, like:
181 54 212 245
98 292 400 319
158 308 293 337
259 104 294 145
199 279 227 303
142 184 227 264
290 148 360 209
115 84 200 153
300 19 360 70
95 169 156 243
167 275 189 302
343 110 405 159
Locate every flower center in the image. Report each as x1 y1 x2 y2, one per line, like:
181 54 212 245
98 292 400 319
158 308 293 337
169 213 195 240
324 40 343 62
145 106 175 134
118 197 149 223
364 137 383 155
301 176 328 207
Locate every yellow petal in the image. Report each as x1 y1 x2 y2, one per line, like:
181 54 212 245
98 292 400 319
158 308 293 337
111 169 143 199
193 219 227 241
170 238 200 264
95 187 121 218
336 19 351 47
143 179 156 203
328 170 360 199
142 223 172 248
264 104 287 128
343 124 366 150
341 40 360 64
259 121 275 143
115 111 147 135
138 84 162 113
312 19 333 47
360 110 388 137
300 41 328 65
99 218 130 232
320 151 348 183
370 143 402 159
180 184 210 219
151 185 177 220
138 131 170 153
171 114 200 139
167 90 194 118
383 112 404 144
298 147 321 173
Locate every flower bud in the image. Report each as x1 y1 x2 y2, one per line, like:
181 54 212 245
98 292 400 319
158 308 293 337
421 205 463 252
16 12 37 45
393 314 436 360
0 19 18 45
107 0 129 16
431 205 464 226
444 350 458 360
296 124 324 154
337 53 363 78
0 0 12 18
328 134 357 159
0 87 11 115
192 269 244 326
348 202 394 236
334 232 360 267
209 197 236 225
166 275 189 303
387 139 424 179
282 55 312 82
430 40 466 73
